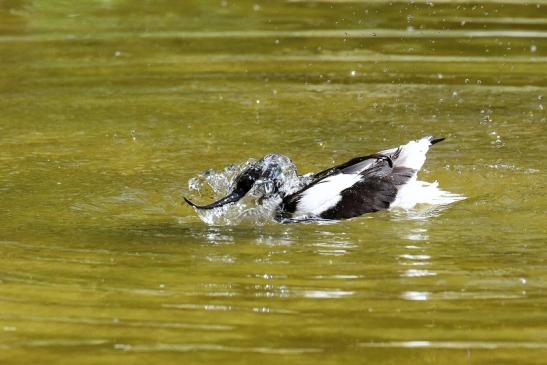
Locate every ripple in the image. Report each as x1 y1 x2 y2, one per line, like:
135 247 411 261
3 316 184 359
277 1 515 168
401 291 525 301
399 254 431 260
401 291 429 301
442 16 547 25
0 314 233 331
26 339 110 348
402 269 437 277
358 341 547 349
115 343 323 354
301 289 354 299
290 0 547 4
2 29 547 43
313 274 362 280
162 303 297 315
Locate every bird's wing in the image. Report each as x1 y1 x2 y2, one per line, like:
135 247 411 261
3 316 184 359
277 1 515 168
277 156 395 220
312 153 392 181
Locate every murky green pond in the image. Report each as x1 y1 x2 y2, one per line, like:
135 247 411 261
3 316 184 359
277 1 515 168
1 1 546 364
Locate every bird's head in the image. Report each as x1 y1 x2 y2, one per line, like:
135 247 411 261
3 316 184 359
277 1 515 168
184 154 297 210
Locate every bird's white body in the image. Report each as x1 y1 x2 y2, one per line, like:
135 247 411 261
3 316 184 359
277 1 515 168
295 173 363 216
286 136 464 220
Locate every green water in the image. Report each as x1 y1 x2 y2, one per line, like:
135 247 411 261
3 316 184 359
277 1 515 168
1 1 546 364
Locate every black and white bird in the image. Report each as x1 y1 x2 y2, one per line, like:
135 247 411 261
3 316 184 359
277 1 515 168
185 136 460 222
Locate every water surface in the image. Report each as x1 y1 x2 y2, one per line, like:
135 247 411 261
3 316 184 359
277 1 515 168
0 1 546 364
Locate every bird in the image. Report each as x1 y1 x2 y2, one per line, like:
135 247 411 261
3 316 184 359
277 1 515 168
185 136 454 222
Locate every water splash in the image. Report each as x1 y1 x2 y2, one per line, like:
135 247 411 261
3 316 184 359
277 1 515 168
186 154 312 225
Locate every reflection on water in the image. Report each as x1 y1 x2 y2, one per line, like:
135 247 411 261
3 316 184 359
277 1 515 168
402 269 436 277
401 291 430 301
112 343 323 355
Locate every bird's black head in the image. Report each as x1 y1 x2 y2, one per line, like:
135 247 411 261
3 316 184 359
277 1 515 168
184 154 298 210
233 165 262 195
184 163 263 210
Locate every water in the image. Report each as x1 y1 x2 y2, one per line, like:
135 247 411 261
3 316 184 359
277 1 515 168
1 1 546 364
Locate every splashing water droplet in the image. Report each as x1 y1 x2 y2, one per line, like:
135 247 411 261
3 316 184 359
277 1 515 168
185 154 313 225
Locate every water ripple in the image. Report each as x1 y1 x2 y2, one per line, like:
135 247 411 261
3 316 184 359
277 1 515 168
0 314 233 331
115 343 322 354
358 340 547 349
1 29 547 43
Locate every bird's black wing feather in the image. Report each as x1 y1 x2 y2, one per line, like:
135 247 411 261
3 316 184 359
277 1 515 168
312 153 391 181
318 157 397 220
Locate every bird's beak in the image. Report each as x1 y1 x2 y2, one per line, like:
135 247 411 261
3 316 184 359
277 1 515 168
185 164 262 210
184 190 245 210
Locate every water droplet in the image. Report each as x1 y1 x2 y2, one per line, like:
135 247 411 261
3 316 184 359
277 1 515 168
530 44 537 52
350 70 356 77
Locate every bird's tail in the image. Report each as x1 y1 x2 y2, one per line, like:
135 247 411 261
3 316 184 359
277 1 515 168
381 136 444 172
